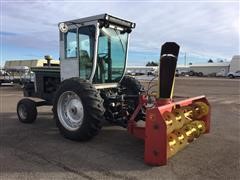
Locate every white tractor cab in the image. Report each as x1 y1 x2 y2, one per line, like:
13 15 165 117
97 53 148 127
59 14 134 87
17 14 141 140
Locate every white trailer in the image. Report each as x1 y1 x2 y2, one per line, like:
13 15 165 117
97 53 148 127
227 55 240 78
189 63 230 76
126 66 158 76
229 55 240 73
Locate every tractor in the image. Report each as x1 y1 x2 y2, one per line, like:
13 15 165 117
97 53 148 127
17 14 211 165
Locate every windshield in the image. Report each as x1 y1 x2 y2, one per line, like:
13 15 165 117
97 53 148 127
93 27 128 83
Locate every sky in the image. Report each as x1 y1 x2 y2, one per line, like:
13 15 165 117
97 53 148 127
1 0 239 67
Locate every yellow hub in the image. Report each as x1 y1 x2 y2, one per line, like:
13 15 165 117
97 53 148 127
192 102 209 119
167 133 180 158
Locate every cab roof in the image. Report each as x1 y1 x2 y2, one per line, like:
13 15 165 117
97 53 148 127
60 13 136 29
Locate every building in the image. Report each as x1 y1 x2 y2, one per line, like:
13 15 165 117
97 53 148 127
188 56 240 76
4 59 59 71
3 59 59 77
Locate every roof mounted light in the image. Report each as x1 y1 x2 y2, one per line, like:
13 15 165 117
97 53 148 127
104 14 136 29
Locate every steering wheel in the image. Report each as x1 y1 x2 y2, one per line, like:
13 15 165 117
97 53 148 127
98 53 109 60
98 53 110 64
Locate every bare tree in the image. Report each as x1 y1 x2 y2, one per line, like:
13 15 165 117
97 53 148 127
208 59 213 63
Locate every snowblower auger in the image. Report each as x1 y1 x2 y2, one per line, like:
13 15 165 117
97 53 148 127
127 42 211 166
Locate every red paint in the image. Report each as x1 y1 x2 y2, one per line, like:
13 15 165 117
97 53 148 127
127 95 211 166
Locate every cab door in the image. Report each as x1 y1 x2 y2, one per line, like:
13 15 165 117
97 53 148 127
78 25 96 80
60 28 79 81
60 26 96 81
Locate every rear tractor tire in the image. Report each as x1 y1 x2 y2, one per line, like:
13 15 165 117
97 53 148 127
17 98 37 123
120 76 144 113
53 78 105 141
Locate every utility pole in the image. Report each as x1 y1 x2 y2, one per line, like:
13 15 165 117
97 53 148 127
184 52 187 67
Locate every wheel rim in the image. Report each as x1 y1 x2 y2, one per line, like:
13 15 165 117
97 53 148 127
18 104 27 120
57 91 84 131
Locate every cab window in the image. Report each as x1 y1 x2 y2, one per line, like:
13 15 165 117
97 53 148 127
94 27 128 83
78 25 96 79
65 29 77 58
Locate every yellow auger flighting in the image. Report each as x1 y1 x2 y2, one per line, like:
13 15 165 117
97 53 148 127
163 102 209 158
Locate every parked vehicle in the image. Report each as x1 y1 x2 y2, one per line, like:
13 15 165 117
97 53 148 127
227 70 240 78
229 56 240 74
188 70 203 77
0 69 13 85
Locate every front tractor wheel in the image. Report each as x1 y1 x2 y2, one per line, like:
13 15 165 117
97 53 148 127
17 98 37 123
53 78 105 141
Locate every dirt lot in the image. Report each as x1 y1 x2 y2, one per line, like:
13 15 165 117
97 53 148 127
0 77 239 180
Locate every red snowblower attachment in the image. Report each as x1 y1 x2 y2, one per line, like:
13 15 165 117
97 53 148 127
128 42 211 166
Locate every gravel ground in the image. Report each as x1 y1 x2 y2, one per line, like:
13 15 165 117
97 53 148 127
0 77 239 180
